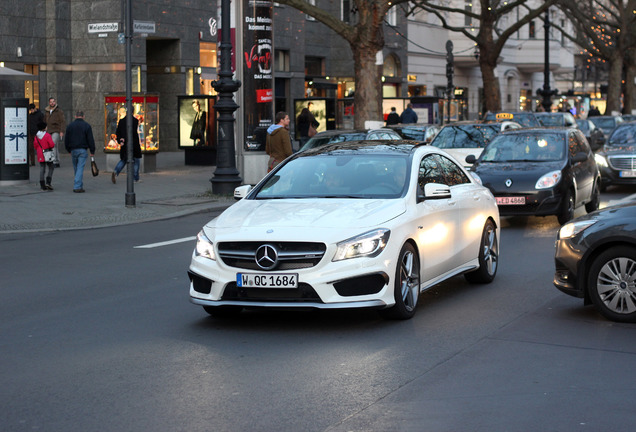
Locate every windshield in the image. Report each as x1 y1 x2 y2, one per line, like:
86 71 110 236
301 133 367 151
608 124 636 145
480 133 566 162
576 120 589 133
255 153 410 199
589 117 616 131
536 114 564 127
431 125 499 149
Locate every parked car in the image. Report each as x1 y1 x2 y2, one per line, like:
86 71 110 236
483 111 541 128
467 127 601 224
387 124 440 143
554 201 636 323
595 121 636 190
621 114 636 122
299 129 402 151
576 118 606 152
429 121 520 167
588 115 624 136
535 112 577 128
188 140 500 320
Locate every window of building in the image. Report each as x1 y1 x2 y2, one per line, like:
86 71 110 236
386 6 396 26
306 0 316 21
305 56 324 76
529 21 535 39
23 64 39 107
464 1 472 26
275 50 290 72
199 42 217 68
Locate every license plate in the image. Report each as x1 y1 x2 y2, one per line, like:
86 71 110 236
496 196 525 205
236 272 298 288
619 170 636 178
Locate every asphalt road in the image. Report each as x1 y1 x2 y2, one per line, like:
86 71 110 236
1 190 635 432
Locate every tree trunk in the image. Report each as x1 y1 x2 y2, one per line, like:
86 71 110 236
480 55 501 114
606 53 624 115
352 46 382 129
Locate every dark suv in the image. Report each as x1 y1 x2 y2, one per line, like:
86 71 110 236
468 127 601 224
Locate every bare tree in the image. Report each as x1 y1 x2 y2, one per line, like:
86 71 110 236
408 0 557 113
555 0 636 114
272 0 411 128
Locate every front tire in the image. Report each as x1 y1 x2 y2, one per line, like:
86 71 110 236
464 219 498 284
380 243 420 320
557 189 575 225
587 247 636 323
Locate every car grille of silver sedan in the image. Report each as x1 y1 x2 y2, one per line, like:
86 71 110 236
217 241 327 270
608 156 636 170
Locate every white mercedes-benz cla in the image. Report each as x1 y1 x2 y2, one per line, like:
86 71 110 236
188 141 500 319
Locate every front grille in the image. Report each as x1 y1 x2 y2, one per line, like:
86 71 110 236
221 282 323 303
608 156 636 170
217 241 326 270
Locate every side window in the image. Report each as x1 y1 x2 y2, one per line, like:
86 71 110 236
438 155 470 186
574 131 592 154
418 154 446 189
568 132 585 158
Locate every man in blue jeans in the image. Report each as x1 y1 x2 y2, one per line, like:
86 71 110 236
64 111 96 193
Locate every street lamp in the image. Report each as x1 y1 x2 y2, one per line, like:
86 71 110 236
210 0 242 195
536 8 558 112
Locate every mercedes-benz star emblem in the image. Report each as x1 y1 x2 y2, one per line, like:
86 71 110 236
505 179 513 188
255 244 278 270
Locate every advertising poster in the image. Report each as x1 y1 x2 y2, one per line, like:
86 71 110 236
293 100 327 139
4 106 28 164
243 0 273 151
178 96 216 149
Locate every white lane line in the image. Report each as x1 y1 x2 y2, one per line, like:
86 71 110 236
134 236 196 249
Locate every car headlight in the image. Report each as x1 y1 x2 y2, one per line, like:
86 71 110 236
594 154 608 168
535 170 562 189
195 230 216 260
333 229 391 261
558 219 598 239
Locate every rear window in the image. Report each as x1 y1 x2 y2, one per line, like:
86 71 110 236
431 125 499 149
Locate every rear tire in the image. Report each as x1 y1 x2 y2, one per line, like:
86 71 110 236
203 305 243 318
380 243 420 320
464 219 498 284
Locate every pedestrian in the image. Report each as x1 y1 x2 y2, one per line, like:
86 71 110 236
33 121 56 191
44 97 66 167
27 103 45 166
399 103 418 124
588 105 601 117
296 107 319 148
64 111 96 193
266 111 292 172
386 107 400 126
111 112 142 184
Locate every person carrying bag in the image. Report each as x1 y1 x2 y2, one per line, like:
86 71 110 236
33 121 56 191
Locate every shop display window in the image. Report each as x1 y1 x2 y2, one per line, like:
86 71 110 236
104 94 159 153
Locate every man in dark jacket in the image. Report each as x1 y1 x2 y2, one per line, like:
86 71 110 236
112 113 142 184
28 103 45 166
399 103 418 124
64 111 95 193
386 107 400 126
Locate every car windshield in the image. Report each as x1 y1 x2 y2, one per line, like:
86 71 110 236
431 124 499 149
301 133 368 151
607 124 636 145
480 133 566 162
576 120 590 133
254 153 410 199
394 127 427 141
536 114 564 127
589 117 616 130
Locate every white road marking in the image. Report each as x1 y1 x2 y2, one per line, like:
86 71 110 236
134 236 196 249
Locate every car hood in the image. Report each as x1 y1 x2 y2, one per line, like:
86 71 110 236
473 161 564 191
600 144 636 155
209 198 407 231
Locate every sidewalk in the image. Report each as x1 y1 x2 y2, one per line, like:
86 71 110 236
0 152 235 234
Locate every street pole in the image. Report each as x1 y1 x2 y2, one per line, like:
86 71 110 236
210 0 242 195
124 0 135 207
537 9 557 112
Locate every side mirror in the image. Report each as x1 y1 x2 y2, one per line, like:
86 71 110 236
465 154 477 164
418 182 451 203
571 152 588 164
234 184 252 200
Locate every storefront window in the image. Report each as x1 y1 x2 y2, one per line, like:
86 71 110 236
104 94 159 153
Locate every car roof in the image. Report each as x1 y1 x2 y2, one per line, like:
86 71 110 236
499 126 572 135
297 139 425 157
313 129 396 136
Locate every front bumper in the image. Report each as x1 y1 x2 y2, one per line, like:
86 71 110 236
496 190 563 217
553 237 585 298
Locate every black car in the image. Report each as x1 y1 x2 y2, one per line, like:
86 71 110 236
387 124 440 143
594 122 636 189
467 128 601 224
554 202 636 323
535 112 577 128
588 115 624 136
483 111 541 128
576 118 606 152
